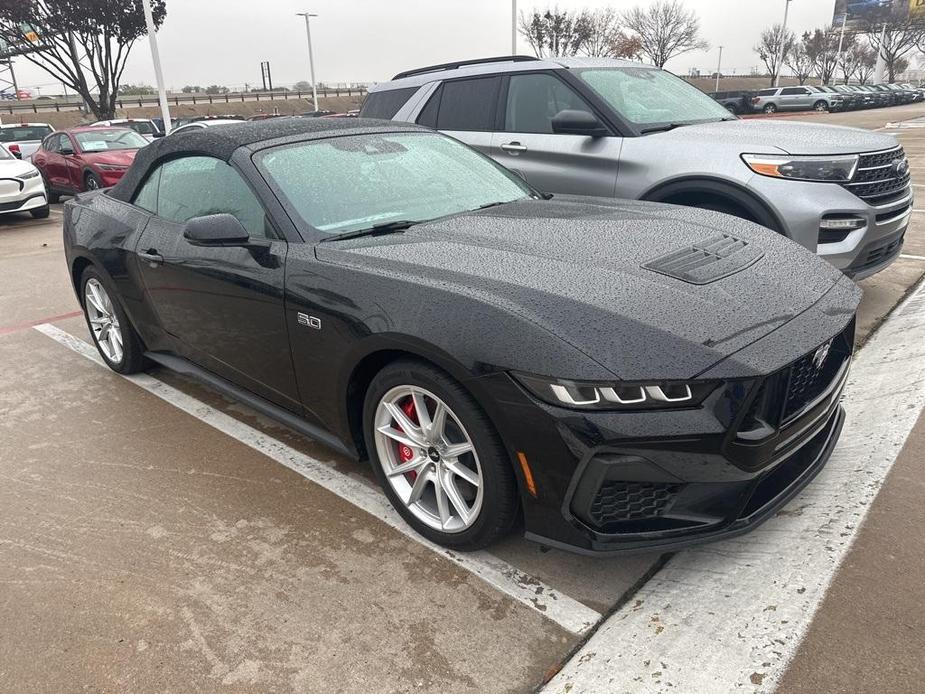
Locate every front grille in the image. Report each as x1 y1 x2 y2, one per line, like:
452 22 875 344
589 481 681 525
849 232 905 275
841 146 911 205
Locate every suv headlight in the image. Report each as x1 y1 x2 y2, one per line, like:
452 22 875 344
512 373 719 411
17 169 40 180
742 153 859 183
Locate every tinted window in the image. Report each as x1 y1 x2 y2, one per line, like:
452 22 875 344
133 168 161 213
122 121 156 135
256 131 531 236
781 87 808 95
576 68 730 127
504 73 594 134
416 87 441 128
156 156 269 237
757 89 777 96
0 125 53 142
435 77 500 131
359 87 418 120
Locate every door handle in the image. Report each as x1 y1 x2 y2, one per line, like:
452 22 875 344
501 142 528 153
138 249 164 266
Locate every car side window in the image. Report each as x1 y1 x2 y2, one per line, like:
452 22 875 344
781 87 808 96
43 134 59 152
757 89 777 97
132 168 161 213
504 73 595 134
359 86 418 120
60 135 75 153
432 77 500 131
155 156 271 237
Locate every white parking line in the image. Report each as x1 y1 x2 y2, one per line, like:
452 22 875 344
544 280 925 692
900 253 925 261
32 323 602 636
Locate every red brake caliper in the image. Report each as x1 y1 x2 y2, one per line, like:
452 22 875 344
396 397 419 481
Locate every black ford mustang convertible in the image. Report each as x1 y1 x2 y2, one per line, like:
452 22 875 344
63 118 860 555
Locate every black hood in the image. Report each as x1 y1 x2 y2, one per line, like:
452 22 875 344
316 197 860 381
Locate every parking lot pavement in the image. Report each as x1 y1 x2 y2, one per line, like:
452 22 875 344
1 103 924 693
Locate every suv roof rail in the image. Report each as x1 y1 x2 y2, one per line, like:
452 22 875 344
392 55 540 81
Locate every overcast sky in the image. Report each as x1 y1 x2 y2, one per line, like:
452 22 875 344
12 0 838 93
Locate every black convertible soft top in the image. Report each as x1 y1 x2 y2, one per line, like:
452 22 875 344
109 116 423 203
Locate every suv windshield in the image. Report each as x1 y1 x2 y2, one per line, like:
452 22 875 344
575 67 732 129
121 121 156 135
75 129 148 152
0 125 53 142
257 131 533 235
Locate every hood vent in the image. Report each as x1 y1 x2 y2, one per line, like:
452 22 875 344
643 233 764 285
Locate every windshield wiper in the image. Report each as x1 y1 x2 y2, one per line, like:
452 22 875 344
321 220 418 243
639 122 688 134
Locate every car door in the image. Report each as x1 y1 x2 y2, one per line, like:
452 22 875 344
131 155 300 410
38 134 66 188
780 87 811 111
416 76 500 155
60 134 83 191
490 72 621 197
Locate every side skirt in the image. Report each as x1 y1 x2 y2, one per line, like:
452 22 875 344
144 351 357 460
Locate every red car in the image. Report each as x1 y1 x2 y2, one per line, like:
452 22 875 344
31 126 148 201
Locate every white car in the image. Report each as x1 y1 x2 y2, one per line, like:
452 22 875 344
0 122 54 161
90 118 162 142
168 118 243 135
0 144 48 219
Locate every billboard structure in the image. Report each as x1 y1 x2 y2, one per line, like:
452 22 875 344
0 24 45 101
832 0 915 29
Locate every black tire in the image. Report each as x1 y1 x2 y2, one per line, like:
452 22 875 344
725 103 739 115
84 172 103 191
79 266 149 374
763 103 777 114
363 359 518 551
41 175 59 204
30 204 50 219
813 100 828 112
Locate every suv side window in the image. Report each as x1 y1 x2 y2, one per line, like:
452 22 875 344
155 156 271 237
781 87 809 96
504 73 595 134
424 77 501 132
757 89 777 97
359 86 419 120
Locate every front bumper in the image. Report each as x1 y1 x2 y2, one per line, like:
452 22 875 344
0 175 46 214
480 316 855 555
747 173 910 279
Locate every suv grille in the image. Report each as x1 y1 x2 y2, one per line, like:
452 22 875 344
589 481 682 525
842 146 911 205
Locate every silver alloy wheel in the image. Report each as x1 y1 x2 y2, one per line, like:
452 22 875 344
373 385 483 533
814 101 828 112
84 277 124 364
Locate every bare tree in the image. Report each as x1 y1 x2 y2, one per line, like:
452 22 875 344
755 24 795 85
518 8 588 58
576 7 645 59
621 0 708 68
855 45 878 84
0 0 167 120
863 11 925 82
803 28 840 84
836 35 862 84
785 38 815 85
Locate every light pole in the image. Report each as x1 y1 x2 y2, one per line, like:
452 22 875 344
715 45 723 92
512 0 517 55
143 0 172 133
773 0 793 88
297 12 319 110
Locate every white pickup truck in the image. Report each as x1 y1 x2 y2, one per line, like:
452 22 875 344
0 122 54 161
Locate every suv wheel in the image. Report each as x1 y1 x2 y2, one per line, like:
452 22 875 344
364 360 518 550
763 103 778 114
85 172 103 191
813 100 828 112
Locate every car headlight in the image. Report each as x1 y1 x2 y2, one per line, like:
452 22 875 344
17 169 40 180
512 373 719 411
741 153 859 183
96 163 128 171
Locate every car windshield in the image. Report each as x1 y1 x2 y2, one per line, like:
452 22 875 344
257 131 533 235
0 125 52 142
574 67 732 128
0 145 13 160
121 121 156 135
74 129 148 152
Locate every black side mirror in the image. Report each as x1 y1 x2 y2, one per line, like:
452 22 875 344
551 109 608 137
59 147 74 156
183 214 250 246
152 131 166 139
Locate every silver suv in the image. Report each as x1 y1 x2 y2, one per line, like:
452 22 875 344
751 86 839 114
363 56 909 279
